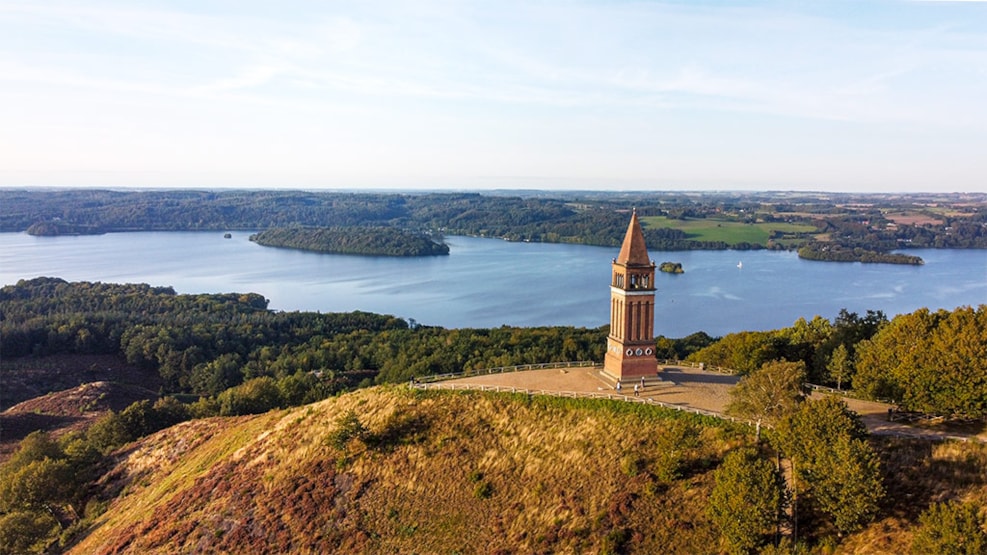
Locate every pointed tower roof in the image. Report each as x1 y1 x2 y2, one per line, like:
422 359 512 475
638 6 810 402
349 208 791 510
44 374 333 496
616 210 651 266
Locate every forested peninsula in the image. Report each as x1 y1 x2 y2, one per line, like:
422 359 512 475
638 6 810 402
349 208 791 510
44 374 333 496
3 189 985 263
249 227 449 257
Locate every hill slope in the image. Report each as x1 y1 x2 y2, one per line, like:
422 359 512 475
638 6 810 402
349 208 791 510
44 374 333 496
69 387 741 554
0 381 159 462
65 386 987 554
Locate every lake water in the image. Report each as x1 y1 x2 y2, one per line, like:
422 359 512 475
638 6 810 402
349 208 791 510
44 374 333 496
1 231 984 337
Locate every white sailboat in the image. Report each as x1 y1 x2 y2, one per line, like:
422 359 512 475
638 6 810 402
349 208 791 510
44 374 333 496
737 261 743 269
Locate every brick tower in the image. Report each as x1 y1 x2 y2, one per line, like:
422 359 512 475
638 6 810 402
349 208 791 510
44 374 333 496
604 210 658 380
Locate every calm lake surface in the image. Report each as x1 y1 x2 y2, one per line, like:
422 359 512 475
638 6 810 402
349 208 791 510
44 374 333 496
1 231 985 337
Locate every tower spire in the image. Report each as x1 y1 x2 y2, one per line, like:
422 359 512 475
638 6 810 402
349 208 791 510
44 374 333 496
616 209 651 266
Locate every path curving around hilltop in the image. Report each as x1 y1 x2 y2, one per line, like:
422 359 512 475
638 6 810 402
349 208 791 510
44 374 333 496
426 365 986 444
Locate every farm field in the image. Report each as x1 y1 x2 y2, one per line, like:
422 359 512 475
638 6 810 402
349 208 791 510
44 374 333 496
640 215 819 246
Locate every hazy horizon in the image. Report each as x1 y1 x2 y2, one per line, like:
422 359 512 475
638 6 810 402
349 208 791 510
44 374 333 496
5 184 984 196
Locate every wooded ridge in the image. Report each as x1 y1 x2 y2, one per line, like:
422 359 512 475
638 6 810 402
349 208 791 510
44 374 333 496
3 189 985 257
249 227 449 256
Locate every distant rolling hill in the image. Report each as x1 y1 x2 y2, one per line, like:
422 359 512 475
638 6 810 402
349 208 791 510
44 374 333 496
0 380 158 463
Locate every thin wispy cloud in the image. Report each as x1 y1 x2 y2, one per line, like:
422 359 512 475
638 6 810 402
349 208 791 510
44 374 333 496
1 0 984 191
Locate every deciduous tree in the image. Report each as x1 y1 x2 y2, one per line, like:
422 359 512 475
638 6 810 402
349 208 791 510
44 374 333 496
0 511 59 555
726 360 806 437
708 447 784 554
775 397 882 536
911 500 987 555
855 306 987 417
826 344 852 390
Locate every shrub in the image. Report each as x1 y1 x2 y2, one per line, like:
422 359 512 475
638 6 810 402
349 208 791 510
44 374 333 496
0 511 60 555
217 377 283 416
327 410 368 450
473 480 493 499
651 420 700 483
911 500 987 555
600 527 630 555
620 453 645 477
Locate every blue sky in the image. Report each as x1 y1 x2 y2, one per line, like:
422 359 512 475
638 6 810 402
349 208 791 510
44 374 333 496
1 1 985 192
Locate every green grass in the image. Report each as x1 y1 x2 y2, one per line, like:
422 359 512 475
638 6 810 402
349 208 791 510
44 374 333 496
641 216 817 246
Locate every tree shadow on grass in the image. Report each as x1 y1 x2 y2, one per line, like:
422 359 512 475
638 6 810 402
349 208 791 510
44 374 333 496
0 412 86 451
368 411 431 452
874 436 987 522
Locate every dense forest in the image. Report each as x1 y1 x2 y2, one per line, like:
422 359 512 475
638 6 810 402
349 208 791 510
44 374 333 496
249 227 449 256
3 278 983 420
3 189 985 256
0 278 615 403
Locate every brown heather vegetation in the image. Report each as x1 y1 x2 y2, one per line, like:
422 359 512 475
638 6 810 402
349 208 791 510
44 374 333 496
0 354 155 411
61 385 987 555
0 353 160 461
0 381 158 462
70 386 746 554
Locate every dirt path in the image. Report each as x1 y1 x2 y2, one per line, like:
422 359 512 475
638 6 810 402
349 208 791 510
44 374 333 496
436 366 986 443
437 365 736 414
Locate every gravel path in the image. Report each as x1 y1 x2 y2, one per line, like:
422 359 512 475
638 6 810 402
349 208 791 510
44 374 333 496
443 365 738 414
439 366 986 443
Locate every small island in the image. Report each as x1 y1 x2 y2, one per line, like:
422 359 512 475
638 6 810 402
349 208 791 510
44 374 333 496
659 261 684 274
26 221 104 236
249 227 449 257
798 245 923 265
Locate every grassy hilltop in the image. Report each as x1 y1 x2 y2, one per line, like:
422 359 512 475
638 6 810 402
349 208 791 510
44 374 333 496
61 386 987 555
70 387 741 554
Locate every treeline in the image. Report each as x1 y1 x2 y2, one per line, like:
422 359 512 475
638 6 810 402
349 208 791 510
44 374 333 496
687 306 987 418
798 245 924 265
0 278 721 410
6 189 983 253
818 211 987 250
9 276 983 418
249 227 449 256
0 189 674 249
854 307 987 418
24 221 104 236
0 278 406 395
4 278 983 418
